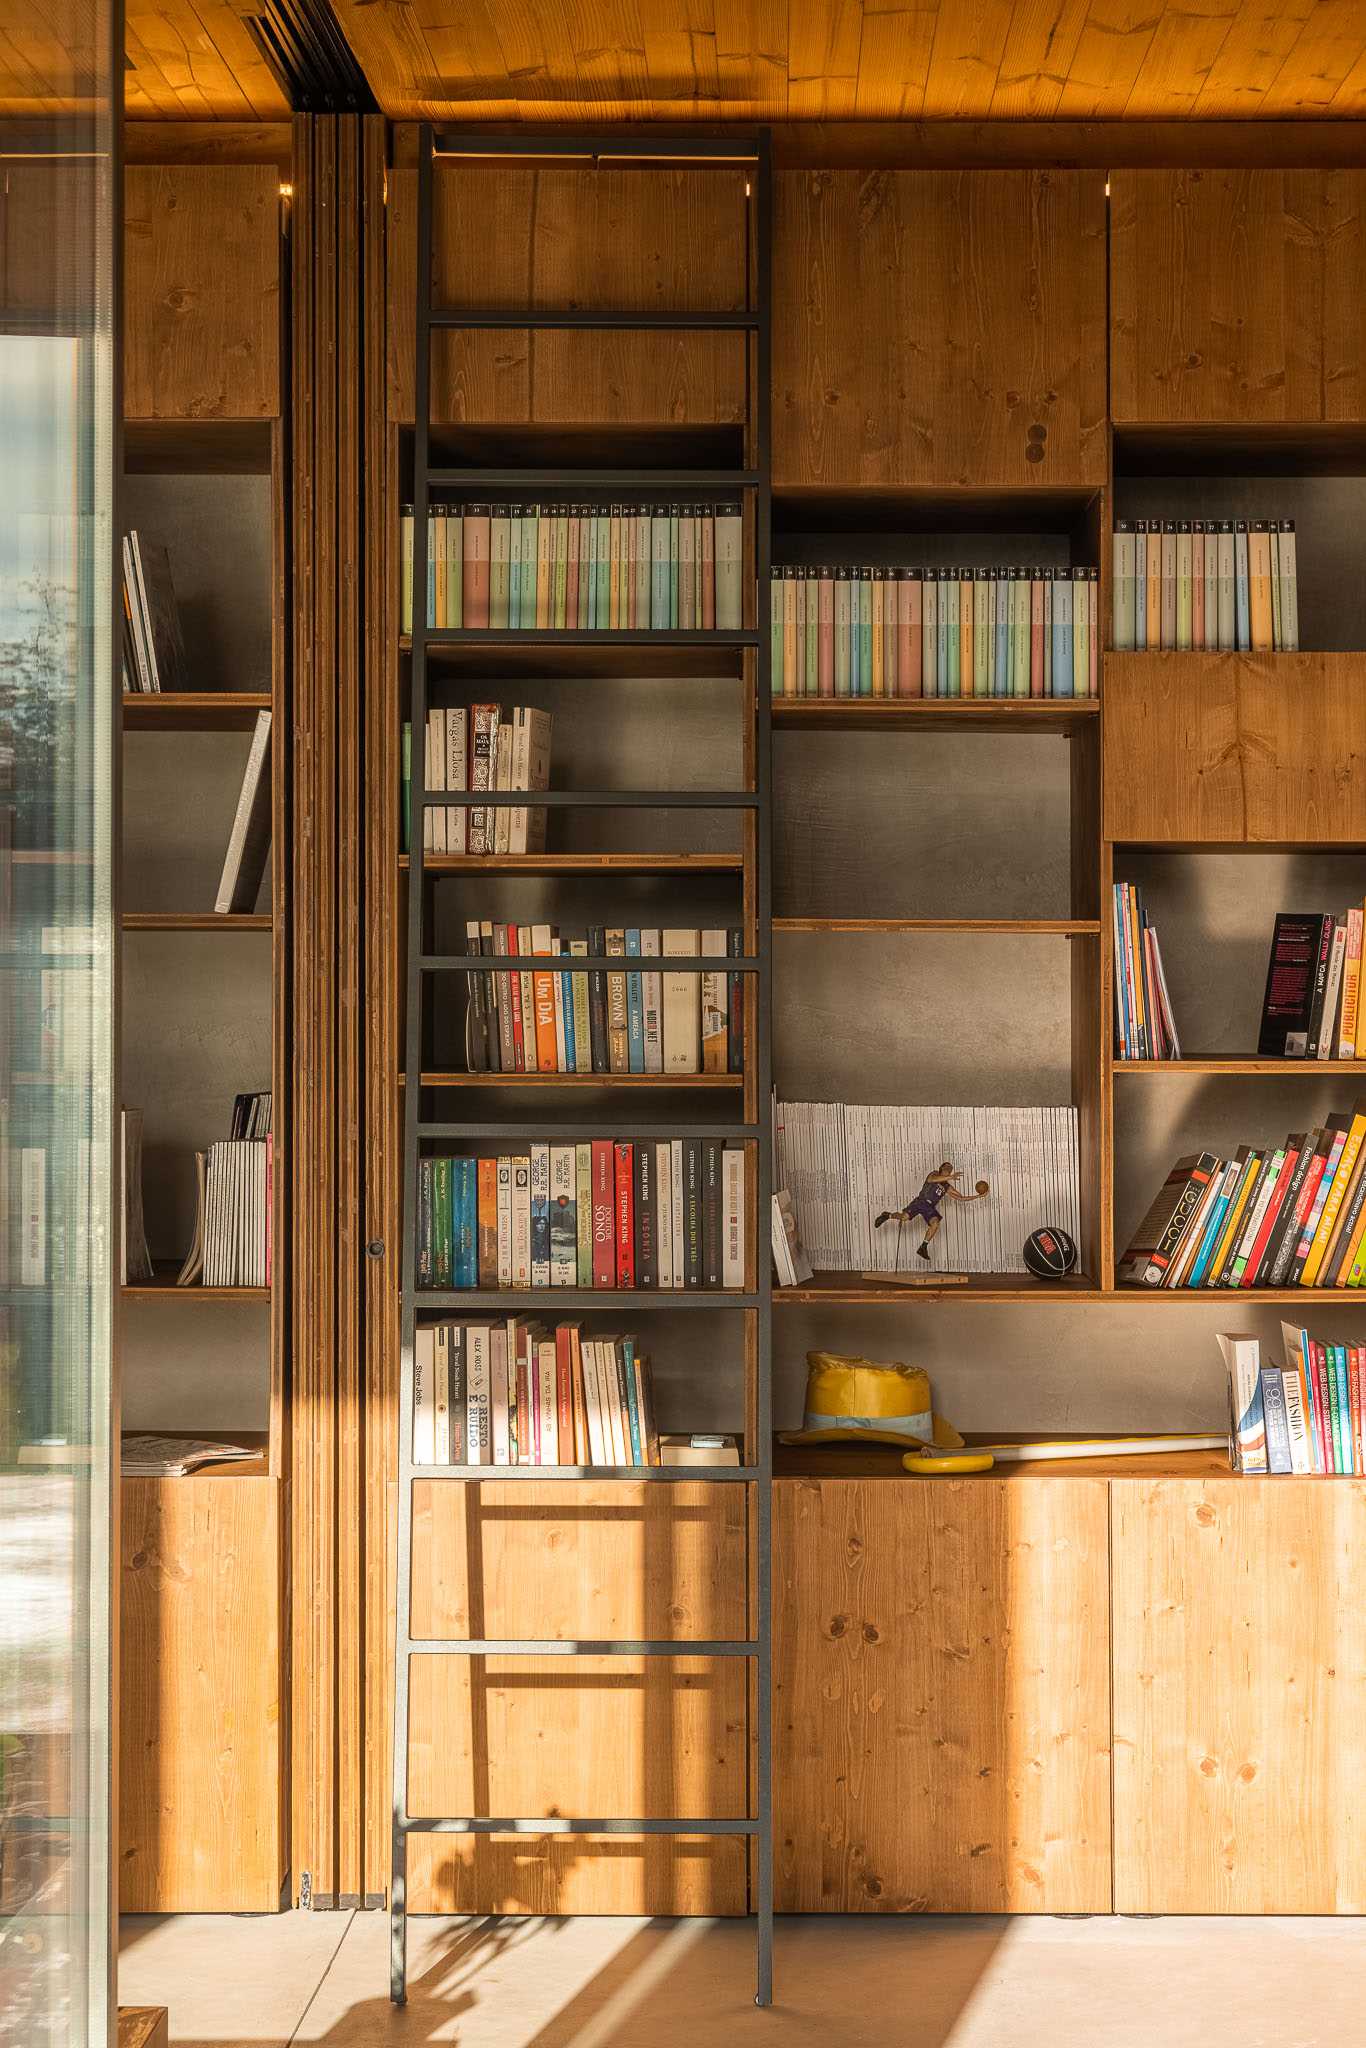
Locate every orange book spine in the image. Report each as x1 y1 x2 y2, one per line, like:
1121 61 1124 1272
476 1157 499 1285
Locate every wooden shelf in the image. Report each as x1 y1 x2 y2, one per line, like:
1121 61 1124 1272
776 1270 1105 1304
123 418 273 476
404 1070 743 1087
404 631 753 680
122 692 272 731
122 912 273 931
122 1262 269 1303
1116 1286 1366 1304
1114 1057 1366 1075
771 697 1099 732
399 852 743 875
775 916 1099 935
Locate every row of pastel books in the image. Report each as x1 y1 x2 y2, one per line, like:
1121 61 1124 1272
1112 517 1299 653
1113 883 1181 1060
413 1321 663 1466
121 529 187 693
776 1100 1081 1274
1224 1326 1366 1475
1121 1107 1366 1291
416 1140 749 1292
400 501 745 633
403 704 551 855
769 565 1100 700
462 924 743 1077
1259 911 1366 1060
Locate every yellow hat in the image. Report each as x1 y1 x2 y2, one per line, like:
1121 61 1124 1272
779 1352 965 1450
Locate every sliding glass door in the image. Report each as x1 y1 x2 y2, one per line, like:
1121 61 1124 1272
0 5 120 2043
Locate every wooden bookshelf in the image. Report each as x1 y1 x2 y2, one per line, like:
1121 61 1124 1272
122 690 272 731
772 697 1098 732
774 917 1100 935
122 911 274 931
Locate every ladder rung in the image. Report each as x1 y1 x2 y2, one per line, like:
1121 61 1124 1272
400 1815 759 1836
416 954 757 974
427 309 760 332
413 629 760 649
405 1638 759 1656
405 1285 759 1308
405 1462 761 1482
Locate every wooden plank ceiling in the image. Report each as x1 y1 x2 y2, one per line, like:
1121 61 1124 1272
5 0 1366 122
330 0 1366 123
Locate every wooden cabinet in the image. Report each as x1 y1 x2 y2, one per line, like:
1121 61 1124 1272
1112 1478 1366 1913
124 165 281 419
386 166 749 428
1105 652 1366 844
773 170 1107 490
405 1480 749 1914
119 1474 283 1912
773 1475 1112 1912
1110 170 1366 427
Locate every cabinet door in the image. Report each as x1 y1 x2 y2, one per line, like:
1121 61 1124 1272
406 1479 748 1914
774 169 1107 490
1112 1478 1366 1913
1111 170 1366 426
774 1476 1112 1912
120 1476 283 1911
125 166 281 420
1105 652 1366 844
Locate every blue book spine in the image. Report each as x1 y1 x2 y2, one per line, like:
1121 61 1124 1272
454 1158 478 1289
1234 523 1250 651
625 929 645 1073
1260 1365 1293 1474
560 958 576 1072
944 571 960 696
621 1335 644 1464
1187 1166 1234 1288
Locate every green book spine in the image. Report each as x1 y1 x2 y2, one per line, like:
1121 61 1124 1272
858 572 873 697
576 1143 594 1287
669 508 679 627
553 512 568 628
771 570 785 694
433 1158 452 1290
597 511 610 626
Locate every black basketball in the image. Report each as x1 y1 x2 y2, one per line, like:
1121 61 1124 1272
1023 1226 1078 1280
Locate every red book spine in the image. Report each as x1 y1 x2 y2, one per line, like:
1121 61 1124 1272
555 1326 574 1460
506 923 526 1070
1313 1340 1334 1471
591 1141 615 1290
614 1142 635 1289
1240 1147 1297 1286
1352 1344 1364 1475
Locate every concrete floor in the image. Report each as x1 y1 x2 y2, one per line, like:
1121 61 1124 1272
120 1909 1366 2047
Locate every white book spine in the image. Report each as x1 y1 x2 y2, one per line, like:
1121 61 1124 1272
1281 1367 1313 1475
466 1326 491 1465
511 1156 531 1286
433 1327 451 1465
723 1148 746 1289
413 1327 435 1465
641 928 663 1073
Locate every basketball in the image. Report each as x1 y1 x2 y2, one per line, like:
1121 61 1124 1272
1023 1226 1077 1279
974 1179 990 1196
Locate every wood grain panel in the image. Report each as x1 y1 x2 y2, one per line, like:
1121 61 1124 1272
124 1 289 119
1112 1477 1366 1913
386 167 747 426
773 1476 1111 1912
1111 170 1366 425
331 6 1366 124
119 1476 283 1911
407 1655 747 1914
411 1480 748 1641
119 2012 169 2048
1105 652 1366 844
1104 653 1246 842
124 166 280 420
773 170 1107 489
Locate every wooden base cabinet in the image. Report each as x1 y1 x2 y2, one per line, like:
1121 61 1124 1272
1112 1478 1366 1915
119 1475 284 1912
773 1476 1113 1913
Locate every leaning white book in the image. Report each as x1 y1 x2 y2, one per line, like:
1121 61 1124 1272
1280 1367 1313 1474
413 1326 436 1465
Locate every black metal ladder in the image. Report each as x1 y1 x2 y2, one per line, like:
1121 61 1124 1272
391 122 774 2008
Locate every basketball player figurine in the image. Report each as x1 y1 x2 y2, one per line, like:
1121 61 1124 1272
874 1161 991 1264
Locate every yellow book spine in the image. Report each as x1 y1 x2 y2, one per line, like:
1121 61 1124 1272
1303 1112 1366 1287
1341 911 1363 1057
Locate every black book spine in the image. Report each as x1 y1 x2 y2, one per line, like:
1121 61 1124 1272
1305 917 1335 1058
727 928 744 1073
702 1139 723 1286
1266 1130 1324 1287
1257 913 1319 1057
587 924 610 1073
465 923 490 1072
635 1140 656 1290
481 927 502 1072
1252 1136 1308 1288
684 1138 703 1289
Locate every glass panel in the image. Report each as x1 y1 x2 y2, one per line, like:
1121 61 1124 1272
0 9 118 2044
